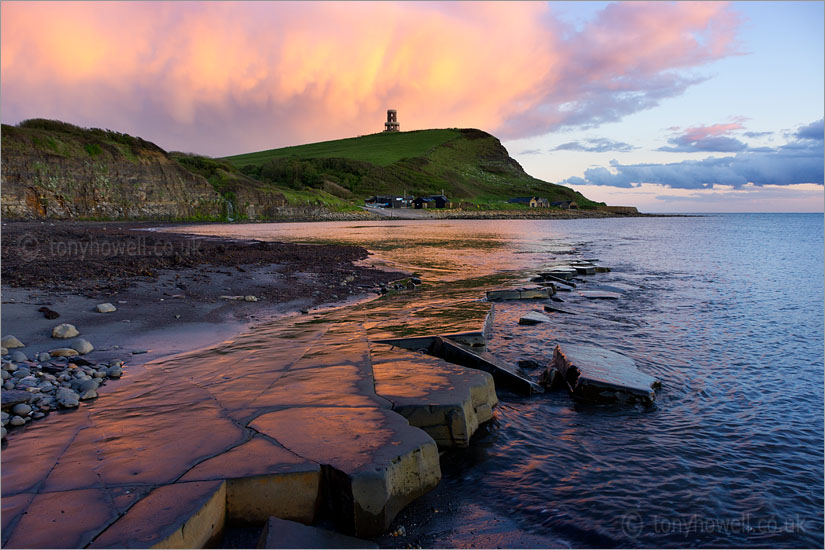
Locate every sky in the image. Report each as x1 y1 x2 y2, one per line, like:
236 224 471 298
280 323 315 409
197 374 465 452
1 1 823 212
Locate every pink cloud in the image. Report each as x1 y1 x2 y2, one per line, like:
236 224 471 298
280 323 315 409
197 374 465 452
1 1 742 156
682 122 745 142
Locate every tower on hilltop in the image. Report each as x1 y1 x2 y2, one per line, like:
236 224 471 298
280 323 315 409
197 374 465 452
384 109 399 132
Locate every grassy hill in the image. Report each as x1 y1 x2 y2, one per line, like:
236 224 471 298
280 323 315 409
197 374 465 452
223 128 602 208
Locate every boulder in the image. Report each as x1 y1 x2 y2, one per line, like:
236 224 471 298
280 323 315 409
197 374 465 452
10 351 27 362
49 348 79 357
106 365 124 378
52 324 80 339
96 303 117 313
1 389 31 411
71 339 95 355
55 387 80 408
1 336 24 349
486 287 551 302
11 403 31 416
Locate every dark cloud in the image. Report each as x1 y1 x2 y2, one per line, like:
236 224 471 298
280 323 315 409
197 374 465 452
744 130 773 138
552 138 636 153
658 122 748 152
658 135 748 152
564 121 824 189
518 149 543 156
795 119 824 141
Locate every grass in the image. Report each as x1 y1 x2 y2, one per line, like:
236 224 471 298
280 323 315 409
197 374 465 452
223 129 462 167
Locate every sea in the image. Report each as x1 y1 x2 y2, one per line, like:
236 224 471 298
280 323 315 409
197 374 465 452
179 213 824 548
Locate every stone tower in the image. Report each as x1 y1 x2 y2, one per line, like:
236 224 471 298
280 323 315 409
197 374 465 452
384 109 399 132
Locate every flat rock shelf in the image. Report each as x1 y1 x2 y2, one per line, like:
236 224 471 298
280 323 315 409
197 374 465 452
0 290 499 547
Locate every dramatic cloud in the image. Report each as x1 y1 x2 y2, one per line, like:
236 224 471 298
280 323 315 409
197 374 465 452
795 118 824 141
552 138 637 153
0 1 741 156
564 120 825 189
658 122 748 152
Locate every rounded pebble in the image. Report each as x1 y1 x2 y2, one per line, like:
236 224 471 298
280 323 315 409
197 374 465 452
9 415 25 426
11 403 32 416
10 351 27 362
52 324 80 339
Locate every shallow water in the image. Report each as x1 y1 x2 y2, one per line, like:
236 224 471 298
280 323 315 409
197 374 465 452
178 214 824 548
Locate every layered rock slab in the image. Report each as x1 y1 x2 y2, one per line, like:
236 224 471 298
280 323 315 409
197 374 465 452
372 344 497 448
258 516 378 549
250 406 440 537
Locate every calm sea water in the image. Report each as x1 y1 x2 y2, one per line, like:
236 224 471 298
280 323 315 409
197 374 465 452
178 214 824 548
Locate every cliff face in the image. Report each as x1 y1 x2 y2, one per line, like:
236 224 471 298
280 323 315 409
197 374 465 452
1 148 226 220
0 120 291 221
1 122 226 220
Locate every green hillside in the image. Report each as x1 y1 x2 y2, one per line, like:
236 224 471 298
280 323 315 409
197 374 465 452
225 129 461 167
223 128 602 208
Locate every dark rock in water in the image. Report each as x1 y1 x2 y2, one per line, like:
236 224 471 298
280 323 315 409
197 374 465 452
578 290 621 300
573 264 597 275
38 306 60 319
258 516 378 549
549 295 564 303
519 311 551 325
429 337 543 395
539 367 562 390
595 266 611 273
550 343 659 405
410 276 422 285
487 286 553 301
518 359 542 371
544 304 576 315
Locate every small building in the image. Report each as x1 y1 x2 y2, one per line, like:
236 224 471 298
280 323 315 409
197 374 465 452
384 109 399 132
551 200 578 210
530 197 550 208
429 195 447 208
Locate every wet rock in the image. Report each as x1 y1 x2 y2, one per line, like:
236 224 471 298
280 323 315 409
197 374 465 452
549 343 659 405
595 266 611 273
38 306 60 319
76 379 99 395
410 276 422 285
16 376 38 388
52 323 80 339
539 367 561 389
258 516 378 549
3 363 18 372
55 387 80 408
573 264 597 275
9 415 25 427
244 295 258 302
0 412 7 426
71 339 94 355
11 403 31 416
0 347 6 356
1 370 9 381
49 348 79 357
12 367 31 378
106 365 123 378
1 335 24 349
519 311 552 325
428 337 543 395
96 303 117 313
79 389 98 400
1 389 30 412
577 290 621 300
38 352 51 362
10 351 27 363
544 304 576 315
486 287 552 302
